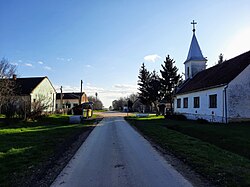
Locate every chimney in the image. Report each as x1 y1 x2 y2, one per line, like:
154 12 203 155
13 74 17 80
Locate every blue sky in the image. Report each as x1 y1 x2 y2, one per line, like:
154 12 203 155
1 0 250 107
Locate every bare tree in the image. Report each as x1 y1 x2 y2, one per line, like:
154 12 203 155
30 95 51 120
0 58 17 116
217 53 225 64
88 96 103 110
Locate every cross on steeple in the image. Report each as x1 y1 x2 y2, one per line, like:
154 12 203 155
191 20 197 33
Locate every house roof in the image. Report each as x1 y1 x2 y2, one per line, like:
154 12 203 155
14 77 46 95
176 50 250 95
56 92 86 100
184 33 207 63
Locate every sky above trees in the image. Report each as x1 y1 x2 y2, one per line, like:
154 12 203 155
0 0 250 107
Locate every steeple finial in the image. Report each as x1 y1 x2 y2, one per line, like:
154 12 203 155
191 20 197 33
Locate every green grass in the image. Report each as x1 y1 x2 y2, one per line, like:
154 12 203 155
126 117 250 186
164 119 250 160
0 114 97 186
93 109 107 112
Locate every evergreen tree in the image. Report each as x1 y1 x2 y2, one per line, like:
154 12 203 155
148 70 161 114
137 63 151 106
160 55 181 113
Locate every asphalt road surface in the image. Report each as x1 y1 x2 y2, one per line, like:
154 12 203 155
51 112 193 187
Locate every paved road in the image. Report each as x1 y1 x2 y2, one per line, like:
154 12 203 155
52 113 193 187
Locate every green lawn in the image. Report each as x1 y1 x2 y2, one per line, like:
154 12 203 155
126 116 250 186
0 114 98 186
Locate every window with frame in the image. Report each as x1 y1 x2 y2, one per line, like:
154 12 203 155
183 97 188 108
177 99 181 108
66 103 71 108
193 97 200 108
209 94 217 108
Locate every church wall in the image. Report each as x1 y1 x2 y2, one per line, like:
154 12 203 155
185 63 192 79
227 64 250 122
185 60 206 79
174 86 226 123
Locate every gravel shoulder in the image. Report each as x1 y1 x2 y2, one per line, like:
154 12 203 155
25 118 102 187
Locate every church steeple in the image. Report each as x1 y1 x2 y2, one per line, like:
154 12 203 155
184 20 207 80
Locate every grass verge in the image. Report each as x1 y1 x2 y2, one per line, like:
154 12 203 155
0 114 100 186
126 116 250 186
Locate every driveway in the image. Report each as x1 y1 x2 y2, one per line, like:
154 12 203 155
51 112 193 187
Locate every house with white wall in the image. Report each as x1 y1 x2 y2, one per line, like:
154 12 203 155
174 24 250 123
56 92 88 110
14 76 56 113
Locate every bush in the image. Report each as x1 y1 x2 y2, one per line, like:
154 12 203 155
164 114 187 121
196 118 209 124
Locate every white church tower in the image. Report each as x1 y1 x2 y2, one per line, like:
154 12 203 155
184 20 207 80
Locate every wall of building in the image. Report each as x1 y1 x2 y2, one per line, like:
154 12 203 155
185 60 206 79
227 65 250 122
56 99 79 109
174 86 226 123
31 78 56 112
56 93 88 109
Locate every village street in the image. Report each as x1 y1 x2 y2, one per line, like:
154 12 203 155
51 112 193 187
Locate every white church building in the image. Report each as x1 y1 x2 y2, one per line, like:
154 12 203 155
174 22 250 123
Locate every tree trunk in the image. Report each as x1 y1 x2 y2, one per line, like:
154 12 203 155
153 102 159 116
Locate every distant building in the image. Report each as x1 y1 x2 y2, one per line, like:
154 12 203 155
174 22 250 123
56 92 88 110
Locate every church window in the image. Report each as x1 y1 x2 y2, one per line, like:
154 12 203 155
209 94 217 108
177 99 181 108
187 67 190 77
193 97 200 108
183 97 188 108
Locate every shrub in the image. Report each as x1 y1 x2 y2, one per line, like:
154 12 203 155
196 118 209 124
165 114 187 121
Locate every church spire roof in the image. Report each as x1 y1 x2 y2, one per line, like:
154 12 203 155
184 21 207 63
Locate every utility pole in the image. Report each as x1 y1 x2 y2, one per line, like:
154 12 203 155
95 92 98 110
79 80 83 104
60 86 63 109
95 92 98 101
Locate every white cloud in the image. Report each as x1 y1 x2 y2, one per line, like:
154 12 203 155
113 84 137 91
18 60 22 63
38 61 44 65
224 27 250 59
44 66 52 70
11 62 18 66
56 57 72 62
85 64 92 68
56 57 65 61
24 63 33 67
144 54 162 62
